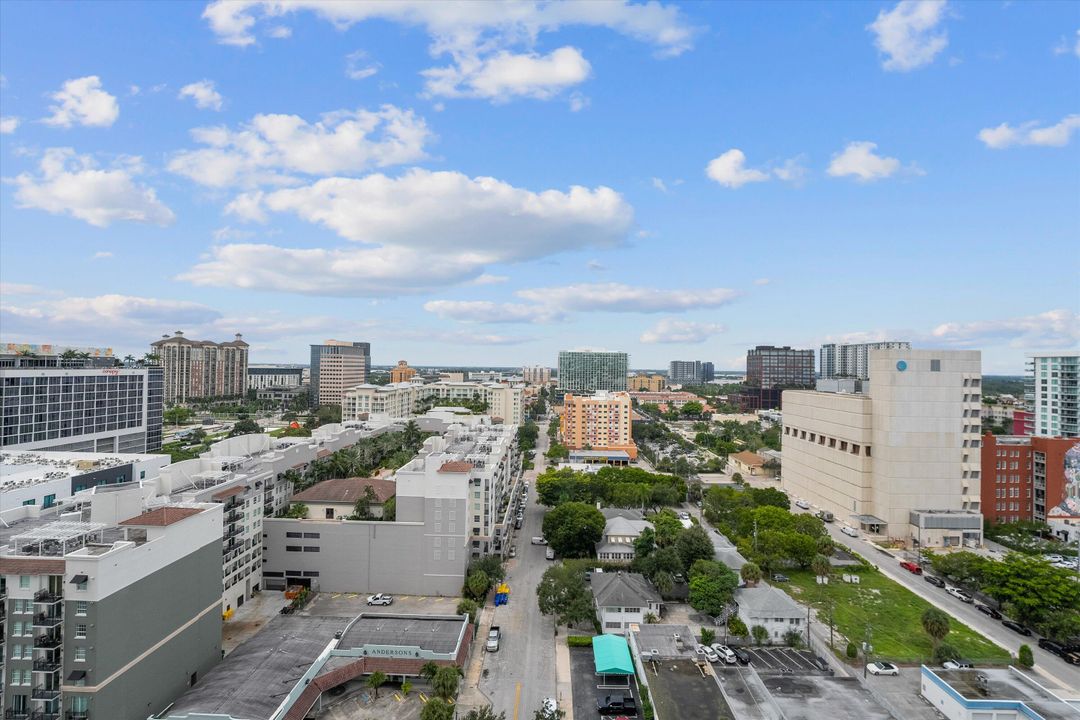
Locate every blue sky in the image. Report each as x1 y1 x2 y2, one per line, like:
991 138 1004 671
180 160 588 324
0 0 1077 372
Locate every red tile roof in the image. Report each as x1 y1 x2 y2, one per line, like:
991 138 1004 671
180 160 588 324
731 450 764 468
438 461 474 473
0 557 66 576
291 477 396 505
119 506 204 527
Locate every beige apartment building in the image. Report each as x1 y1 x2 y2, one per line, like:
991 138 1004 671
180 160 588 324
782 349 983 546
628 374 666 391
561 391 637 460
390 360 418 383
152 331 249 403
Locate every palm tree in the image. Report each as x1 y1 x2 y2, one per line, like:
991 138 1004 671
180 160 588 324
366 670 388 699
403 420 421 449
123 354 135 366
419 661 439 683
811 554 831 583
817 535 835 557
740 562 762 587
432 665 461 700
921 607 950 649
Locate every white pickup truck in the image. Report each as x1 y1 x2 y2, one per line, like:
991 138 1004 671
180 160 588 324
486 626 501 652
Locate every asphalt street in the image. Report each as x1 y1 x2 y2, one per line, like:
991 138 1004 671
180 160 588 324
479 425 558 720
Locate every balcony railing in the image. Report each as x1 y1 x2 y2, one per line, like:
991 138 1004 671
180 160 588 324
5 710 30 719
225 510 243 523
224 525 243 539
31 686 61 700
65 713 90 720
30 711 61 720
33 634 62 649
32 615 62 628
33 590 62 605
32 659 60 672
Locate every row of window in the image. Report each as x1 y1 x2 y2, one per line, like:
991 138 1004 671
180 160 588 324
284 545 320 552
993 502 1030 512
993 487 1030 498
784 426 872 457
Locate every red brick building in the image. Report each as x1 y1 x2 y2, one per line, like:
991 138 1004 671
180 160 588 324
981 433 1080 525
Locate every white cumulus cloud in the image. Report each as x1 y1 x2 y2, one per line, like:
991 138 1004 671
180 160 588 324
827 141 910 181
423 300 565 324
978 114 1080 149
168 105 431 187
0 116 20 134
13 148 175 228
178 80 224 110
706 149 770 189
640 318 725 344
867 0 949 72
930 309 1080 349
346 51 380 80
516 283 739 314
423 46 591 101
42 76 119 127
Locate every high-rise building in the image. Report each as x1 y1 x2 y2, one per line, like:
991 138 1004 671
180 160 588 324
1026 352 1079 438
820 341 911 380
781 349 984 544
310 340 371 407
1 362 163 453
557 351 628 393
0 493 223 719
561 391 637 460
390 360 417 383
522 366 552 385
739 345 814 410
151 331 249 404
981 434 1080 525
247 365 303 390
669 360 703 385
343 381 524 424
701 362 715 382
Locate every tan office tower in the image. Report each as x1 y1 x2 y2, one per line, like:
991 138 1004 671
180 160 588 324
151 331 248 404
310 340 370 407
781 349 983 547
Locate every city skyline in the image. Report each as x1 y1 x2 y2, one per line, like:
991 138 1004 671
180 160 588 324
1 1 1078 372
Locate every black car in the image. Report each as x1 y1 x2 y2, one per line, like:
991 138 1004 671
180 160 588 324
733 648 751 665
773 573 790 582
597 694 637 715
923 575 946 588
975 604 1002 620
1001 619 1032 636
1038 638 1065 656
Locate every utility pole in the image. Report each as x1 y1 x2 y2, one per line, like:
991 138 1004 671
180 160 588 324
862 623 873 678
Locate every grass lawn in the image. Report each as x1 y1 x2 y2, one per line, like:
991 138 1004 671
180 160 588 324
784 568 1011 665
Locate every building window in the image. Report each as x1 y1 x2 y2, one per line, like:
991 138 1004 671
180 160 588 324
19 575 29 589
76 601 88 616
930 359 941 371
285 545 302 552
75 624 87 638
303 546 320 552
74 646 87 662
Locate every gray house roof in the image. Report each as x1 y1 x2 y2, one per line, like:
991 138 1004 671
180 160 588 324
596 541 637 556
735 586 803 619
600 508 645 521
592 572 662 608
603 516 652 538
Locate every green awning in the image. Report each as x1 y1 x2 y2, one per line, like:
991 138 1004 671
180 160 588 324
592 634 634 675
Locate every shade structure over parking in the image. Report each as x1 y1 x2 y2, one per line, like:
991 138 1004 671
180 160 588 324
592 634 634 675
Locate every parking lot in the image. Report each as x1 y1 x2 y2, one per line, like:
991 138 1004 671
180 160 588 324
742 647 830 674
302 592 462 618
644 657 735 719
569 646 640 717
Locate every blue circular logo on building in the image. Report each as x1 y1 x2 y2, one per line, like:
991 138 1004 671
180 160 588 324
896 360 907 371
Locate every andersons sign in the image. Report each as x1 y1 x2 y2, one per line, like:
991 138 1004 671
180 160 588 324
362 645 424 658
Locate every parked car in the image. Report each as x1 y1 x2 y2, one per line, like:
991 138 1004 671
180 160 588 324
773 573 790 582
899 560 923 575
672 573 685 584
508 546 517 558
695 644 720 663
841 525 858 538
597 694 637 715
975 604 1002 620
1044 554 1064 564
1038 638 1065 656
866 661 899 676
733 648 751 664
924 575 946 588
545 548 555 560
1001 619 1032 636
943 659 974 669
366 593 394 606
1063 651 1080 666
531 537 548 545
711 644 738 664
816 510 835 523
946 587 974 603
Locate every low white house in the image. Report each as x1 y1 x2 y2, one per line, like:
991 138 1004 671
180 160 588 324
735 585 803 642
593 572 662 634
596 511 653 561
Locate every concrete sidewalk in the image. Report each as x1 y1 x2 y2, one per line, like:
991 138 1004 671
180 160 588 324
555 629 574 720
457 603 496 714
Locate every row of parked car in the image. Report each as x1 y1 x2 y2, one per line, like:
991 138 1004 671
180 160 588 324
920 570 1080 665
694 642 750 665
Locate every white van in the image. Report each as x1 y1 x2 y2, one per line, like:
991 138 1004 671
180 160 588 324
545 548 555 560
841 526 858 538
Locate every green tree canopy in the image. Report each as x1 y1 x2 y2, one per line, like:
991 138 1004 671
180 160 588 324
675 525 715 573
228 418 263 437
687 560 739 616
921 607 951 648
421 699 455 720
536 564 595 626
542 502 604 558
